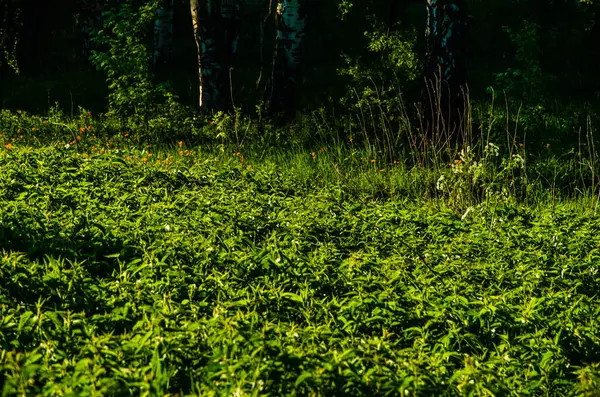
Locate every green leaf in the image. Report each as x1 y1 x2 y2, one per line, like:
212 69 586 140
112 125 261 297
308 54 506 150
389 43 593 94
294 371 312 387
18 311 34 333
282 292 303 303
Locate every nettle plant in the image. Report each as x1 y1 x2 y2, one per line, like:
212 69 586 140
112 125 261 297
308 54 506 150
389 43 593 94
90 0 174 118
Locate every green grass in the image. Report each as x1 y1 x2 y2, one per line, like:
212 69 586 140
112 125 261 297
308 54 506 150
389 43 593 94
1 133 600 396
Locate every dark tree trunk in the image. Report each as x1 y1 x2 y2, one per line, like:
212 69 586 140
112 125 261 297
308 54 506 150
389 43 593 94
190 0 240 110
256 0 276 104
153 0 175 71
266 0 305 117
422 0 468 141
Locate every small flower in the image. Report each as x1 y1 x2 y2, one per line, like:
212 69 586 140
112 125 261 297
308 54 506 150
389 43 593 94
80 127 85 133
64 143 70 149
164 225 170 231
4 143 13 149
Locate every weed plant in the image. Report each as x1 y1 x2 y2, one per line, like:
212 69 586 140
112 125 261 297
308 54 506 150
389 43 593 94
1 102 600 395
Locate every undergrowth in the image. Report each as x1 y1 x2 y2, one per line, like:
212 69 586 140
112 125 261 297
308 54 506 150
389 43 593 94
1 102 600 213
1 105 600 395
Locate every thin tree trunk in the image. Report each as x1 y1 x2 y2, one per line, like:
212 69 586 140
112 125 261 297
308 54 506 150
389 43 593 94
189 0 239 110
256 0 275 97
190 0 220 109
190 0 205 108
267 0 305 116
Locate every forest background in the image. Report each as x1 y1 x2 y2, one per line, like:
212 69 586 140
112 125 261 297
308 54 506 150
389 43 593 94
1 0 599 154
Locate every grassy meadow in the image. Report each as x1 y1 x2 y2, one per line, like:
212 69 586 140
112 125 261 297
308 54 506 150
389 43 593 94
1 112 600 396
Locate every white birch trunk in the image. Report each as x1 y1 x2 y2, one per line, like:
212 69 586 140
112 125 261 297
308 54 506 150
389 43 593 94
190 0 240 109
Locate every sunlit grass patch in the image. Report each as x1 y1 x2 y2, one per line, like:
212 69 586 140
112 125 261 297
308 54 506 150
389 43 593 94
1 139 600 395
2 108 600 394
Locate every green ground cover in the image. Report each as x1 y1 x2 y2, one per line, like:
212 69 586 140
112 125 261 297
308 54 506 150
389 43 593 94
1 138 600 396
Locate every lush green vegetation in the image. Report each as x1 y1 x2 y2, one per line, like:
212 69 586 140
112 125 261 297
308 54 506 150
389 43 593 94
1 113 600 396
3 0 600 395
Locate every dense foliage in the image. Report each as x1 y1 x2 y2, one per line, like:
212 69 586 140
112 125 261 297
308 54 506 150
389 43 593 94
2 1 600 396
2 0 599 144
1 130 600 395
